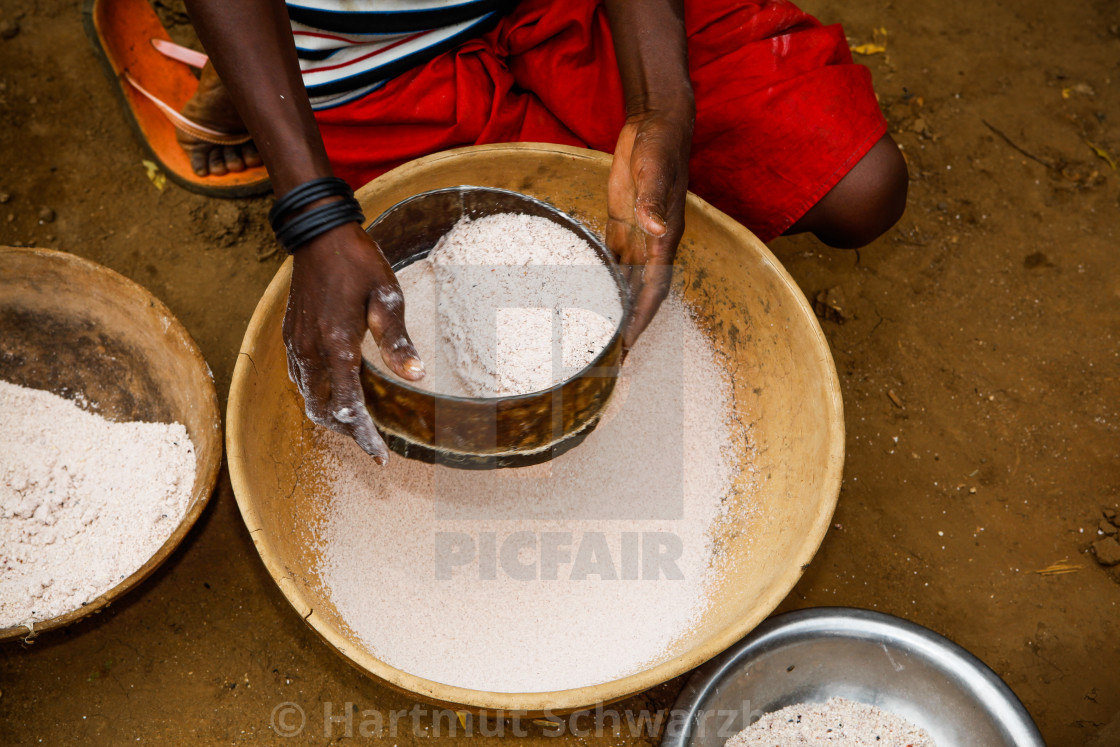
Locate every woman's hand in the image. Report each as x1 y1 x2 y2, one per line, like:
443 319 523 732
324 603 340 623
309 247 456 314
603 0 693 346
607 108 693 347
183 0 422 458
283 222 424 462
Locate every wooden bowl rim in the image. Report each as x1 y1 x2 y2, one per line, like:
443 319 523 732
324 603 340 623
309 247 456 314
226 143 844 712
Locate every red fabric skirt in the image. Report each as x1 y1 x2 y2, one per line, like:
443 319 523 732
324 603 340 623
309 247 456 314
314 0 887 242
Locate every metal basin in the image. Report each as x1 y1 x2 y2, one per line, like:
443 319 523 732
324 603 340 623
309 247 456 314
663 608 1044 747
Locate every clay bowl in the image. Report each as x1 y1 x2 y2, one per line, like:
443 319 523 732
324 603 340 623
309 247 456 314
0 247 222 641
361 185 628 469
227 143 844 713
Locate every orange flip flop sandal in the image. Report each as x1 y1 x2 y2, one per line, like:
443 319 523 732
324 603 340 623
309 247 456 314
83 0 271 198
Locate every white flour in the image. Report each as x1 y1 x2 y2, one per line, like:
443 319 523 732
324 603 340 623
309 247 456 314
727 697 936 746
368 213 623 397
0 380 196 630
319 292 751 692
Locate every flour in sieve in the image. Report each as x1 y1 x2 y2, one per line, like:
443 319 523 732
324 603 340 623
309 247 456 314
366 213 623 397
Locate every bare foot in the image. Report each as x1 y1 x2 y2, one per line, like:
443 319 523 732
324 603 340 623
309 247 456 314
178 62 262 177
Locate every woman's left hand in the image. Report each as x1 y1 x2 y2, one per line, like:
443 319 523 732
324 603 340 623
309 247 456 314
607 108 693 347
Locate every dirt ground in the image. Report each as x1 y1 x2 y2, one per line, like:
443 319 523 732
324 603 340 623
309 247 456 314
1 0 1119 744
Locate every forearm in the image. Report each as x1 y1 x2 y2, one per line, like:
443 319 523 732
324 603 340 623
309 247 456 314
183 0 330 194
603 0 694 119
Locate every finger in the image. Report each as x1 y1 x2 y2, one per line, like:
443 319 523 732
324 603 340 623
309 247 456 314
624 255 673 347
207 146 229 176
327 352 390 463
223 145 245 173
609 221 634 287
284 339 303 390
632 154 672 238
298 350 334 427
282 305 304 389
605 217 629 262
283 306 334 427
619 260 634 289
367 287 425 381
617 222 648 292
625 256 645 316
242 141 262 168
607 125 638 225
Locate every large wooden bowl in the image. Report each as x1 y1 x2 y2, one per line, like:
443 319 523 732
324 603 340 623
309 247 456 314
227 144 844 713
0 247 222 641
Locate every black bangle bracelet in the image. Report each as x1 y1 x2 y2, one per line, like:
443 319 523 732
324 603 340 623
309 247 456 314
268 176 353 233
275 197 366 253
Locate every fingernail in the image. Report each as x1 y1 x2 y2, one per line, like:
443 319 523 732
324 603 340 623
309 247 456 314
405 357 425 378
646 214 667 236
355 429 389 463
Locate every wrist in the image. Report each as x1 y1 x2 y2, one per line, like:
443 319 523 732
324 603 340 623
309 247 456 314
625 89 695 124
271 177 365 254
291 220 366 266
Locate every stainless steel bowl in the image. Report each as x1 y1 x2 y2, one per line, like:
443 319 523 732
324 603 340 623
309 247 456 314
662 608 1043 747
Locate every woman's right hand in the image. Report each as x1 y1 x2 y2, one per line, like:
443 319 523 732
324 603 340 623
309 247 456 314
182 0 422 461
283 222 425 462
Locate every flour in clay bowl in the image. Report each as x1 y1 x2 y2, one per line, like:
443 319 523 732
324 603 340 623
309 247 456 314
0 380 197 632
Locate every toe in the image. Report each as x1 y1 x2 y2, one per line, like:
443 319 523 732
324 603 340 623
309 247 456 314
187 146 210 177
242 141 262 168
223 145 245 173
208 146 229 176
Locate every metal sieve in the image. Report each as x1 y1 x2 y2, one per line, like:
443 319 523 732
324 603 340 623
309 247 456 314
359 186 630 469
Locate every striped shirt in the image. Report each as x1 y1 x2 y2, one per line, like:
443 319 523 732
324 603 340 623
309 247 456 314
288 0 511 110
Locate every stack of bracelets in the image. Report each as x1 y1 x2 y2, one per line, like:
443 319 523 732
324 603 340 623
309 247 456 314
268 177 366 253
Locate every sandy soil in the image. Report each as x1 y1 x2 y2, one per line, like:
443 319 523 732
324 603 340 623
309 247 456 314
1 0 1118 745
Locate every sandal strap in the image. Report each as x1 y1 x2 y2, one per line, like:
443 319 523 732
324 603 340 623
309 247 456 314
123 71 252 146
151 38 209 70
